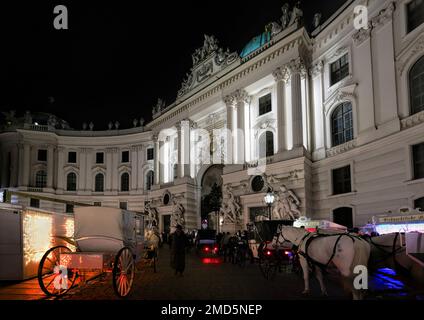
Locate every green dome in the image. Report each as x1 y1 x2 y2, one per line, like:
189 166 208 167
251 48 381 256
240 32 271 58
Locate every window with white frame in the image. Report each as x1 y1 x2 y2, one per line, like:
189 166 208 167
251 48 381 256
407 0 424 33
258 94 272 116
95 173 104 192
412 142 424 180
331 102 353 147
35 170 47 188
121 172 130 192
330 53 349 86
410 55 424 115
147 148 154 160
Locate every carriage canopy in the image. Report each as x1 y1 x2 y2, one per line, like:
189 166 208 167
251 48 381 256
74 207 144 252
253 220 294 242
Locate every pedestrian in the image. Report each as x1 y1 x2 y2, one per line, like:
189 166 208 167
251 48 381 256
170 224 187 277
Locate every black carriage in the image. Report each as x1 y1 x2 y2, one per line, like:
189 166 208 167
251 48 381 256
248 220 299 280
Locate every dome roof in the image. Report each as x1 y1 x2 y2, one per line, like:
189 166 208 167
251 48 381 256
240 32 271 58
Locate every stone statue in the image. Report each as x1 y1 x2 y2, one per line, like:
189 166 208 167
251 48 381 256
145 202 158 229
267 21 283 37
48 115 57 127
108 122 113 130
114 121 120 130
133 118 138 128
272 185 301 220
24 111 32 124
139 117 145 127
289 2 303 27
82 122 87 130
262 173 278 192
89 122 94 131
172 197 185 227
281 3 291 29
220 184 241 224
313 13 322 29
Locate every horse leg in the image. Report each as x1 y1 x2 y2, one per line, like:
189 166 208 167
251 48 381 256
299 256 310 295
315 267 327 296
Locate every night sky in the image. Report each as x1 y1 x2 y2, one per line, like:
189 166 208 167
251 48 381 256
1 0 348 130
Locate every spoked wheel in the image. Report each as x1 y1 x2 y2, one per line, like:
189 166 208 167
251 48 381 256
259 256 278 280
112 247 135 298
37 246 77 297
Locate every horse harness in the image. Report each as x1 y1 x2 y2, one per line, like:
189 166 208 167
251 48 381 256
280 231 362 272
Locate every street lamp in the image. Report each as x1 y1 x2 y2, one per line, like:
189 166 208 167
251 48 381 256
264 188 275 220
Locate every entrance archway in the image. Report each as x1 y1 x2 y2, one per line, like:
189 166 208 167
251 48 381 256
333 207 353 229
199 165 224 226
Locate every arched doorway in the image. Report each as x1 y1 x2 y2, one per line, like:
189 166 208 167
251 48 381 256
333 207 353 229
199 165 224 228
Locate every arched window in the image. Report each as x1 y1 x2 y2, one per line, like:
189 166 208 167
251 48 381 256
410 56 424 115
35 170 47 188
259 131 274 158
331 102 353 147
95 173 104 192
333 207 353 229
415 197 424 211
66 172 77 191
146 170 154 191
121 172 129 192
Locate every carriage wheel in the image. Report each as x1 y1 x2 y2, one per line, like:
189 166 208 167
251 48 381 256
37 246 77 297
112 247 135 298
259 257 278 280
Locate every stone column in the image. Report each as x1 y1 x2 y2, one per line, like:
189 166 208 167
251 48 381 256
159 139 165 184
56 147 65 192
131 145 139 190
46 145 54 189
10 146 18 187
105 148 113 191
111 148 119 192
137 145 143 190
272 66 290 153
309 61 325 159
288 58 306 149
22 143 31 187
153 134 160 185
1 149 9 188
78 148 87 191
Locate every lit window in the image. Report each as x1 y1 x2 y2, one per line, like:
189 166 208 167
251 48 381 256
407 0 424 33
258 94 272 116
410 56 424 115
413 142 424 180
330 53 349 85
332 166 352 195
331 102 353 147
35 170 47 188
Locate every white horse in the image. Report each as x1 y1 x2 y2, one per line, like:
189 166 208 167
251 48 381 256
366 233 424 284
274 226 370 300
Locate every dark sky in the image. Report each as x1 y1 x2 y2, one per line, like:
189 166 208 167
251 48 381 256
0 0 348 130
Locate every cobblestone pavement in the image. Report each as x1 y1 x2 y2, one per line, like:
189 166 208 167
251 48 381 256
61 246 349 300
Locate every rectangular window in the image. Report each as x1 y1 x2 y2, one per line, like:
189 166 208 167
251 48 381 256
258 94 272 116
408 0 424 33
93 202 101 207
119 202 128 210
330 53 349 86
30 198 40 208
332 165 352 195
413 142 424 180
38 149 47 162
147 148 154 160
122 151 129 163
65 204 74 213
96 152 104 164
68 151 77 163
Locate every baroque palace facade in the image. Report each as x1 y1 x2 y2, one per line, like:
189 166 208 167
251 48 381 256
1 0 424 233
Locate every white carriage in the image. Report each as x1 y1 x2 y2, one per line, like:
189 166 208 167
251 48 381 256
37 206 145 298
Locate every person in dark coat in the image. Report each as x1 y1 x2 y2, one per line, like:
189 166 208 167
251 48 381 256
170 225 187 277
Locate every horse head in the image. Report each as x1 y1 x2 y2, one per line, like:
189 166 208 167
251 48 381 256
279 226 308 246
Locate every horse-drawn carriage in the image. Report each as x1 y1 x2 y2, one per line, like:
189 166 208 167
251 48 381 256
247 220 299 280
37 206 145 298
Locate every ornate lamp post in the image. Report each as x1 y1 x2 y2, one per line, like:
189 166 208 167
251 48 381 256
264 188 275 220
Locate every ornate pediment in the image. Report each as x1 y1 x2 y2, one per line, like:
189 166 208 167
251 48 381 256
177 35 239 99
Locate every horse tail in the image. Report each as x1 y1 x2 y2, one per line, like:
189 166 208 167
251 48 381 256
350 238 371 275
